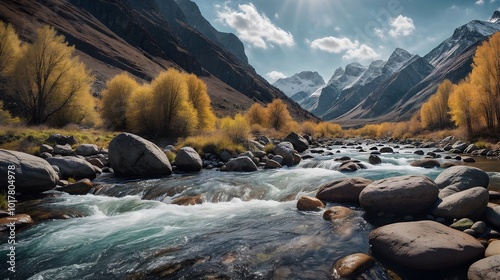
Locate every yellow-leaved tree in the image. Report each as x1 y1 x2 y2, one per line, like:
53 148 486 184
101 72 139 130
448 80 477 135
10 25 96 126
127 85 154 134
0 21 21 75
184 73 216 131
219 113 250 143
266 99 293 132
420 79 454 130
245 103 268 127
148 69 198 136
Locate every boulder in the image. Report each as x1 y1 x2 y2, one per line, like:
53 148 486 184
485 203 500 229
359 175 439 215
226 156 258 172
431 187 489 220
323 206 354 221
175 147 203 172
414 150 425 155
297 196 325 211
410 159 440 168
47 134 77 145
264 159 282 169
316 177 373 204
472 221 487 235
39 144 53 154
58 179 93 195
172 194 204 206
379 147 393 153
108 133 172 177
485 240 500 257
87 158 104 169
219 150 233 162
46 156 97 180
464 144 479 154
273 142 296 167
53 144 73 156
434 166 489 190
368 155 382 165
369 221 484 270
468 255 500 280
76 144 100 156
463 157 476 163
0 149 58 193
284 132 309 153
330 253 375 279
452 141 469 152
0 214 33 230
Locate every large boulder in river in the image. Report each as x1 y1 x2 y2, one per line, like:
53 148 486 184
0 149 59 193
434 166 489 190
316 177 373 204
273 142 296 167
431 187 489 220
174 147 202 172
226 156 258 172
284 132 309 153
369 221 484 270
359 175 439 215
109 133 172 177
468 255 500 280
46 156 97 180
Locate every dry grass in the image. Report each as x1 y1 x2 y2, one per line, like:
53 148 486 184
177 132 246 155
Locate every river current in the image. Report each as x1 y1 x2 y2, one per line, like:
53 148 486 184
2 144 500 279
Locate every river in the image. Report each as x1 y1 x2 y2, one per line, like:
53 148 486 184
1 143 499 279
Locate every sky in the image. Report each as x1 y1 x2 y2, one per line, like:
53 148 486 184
191 0 500 83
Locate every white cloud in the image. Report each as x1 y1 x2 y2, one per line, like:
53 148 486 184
374 28 385 39
389 15 415 37
216 3 294 49
266 71 287 82
310 36 359 53
475 0 484 5
342 44 381 61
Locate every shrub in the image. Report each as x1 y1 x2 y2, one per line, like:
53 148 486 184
101 72 139 130
219 113 250 144
245 103 267 127
0 21 21 75
266 99 293 132
185 73 216 131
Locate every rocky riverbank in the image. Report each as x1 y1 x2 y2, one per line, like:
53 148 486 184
1 131 500 279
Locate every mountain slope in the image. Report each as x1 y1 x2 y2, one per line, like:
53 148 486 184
0 0 315 121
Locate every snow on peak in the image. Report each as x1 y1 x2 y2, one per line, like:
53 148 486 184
490 11 500 23
273 71 325 97
384 48 413 74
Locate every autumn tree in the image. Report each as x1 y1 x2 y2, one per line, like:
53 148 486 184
448 80 477 135
469 32 500 131
420 79 454 130
10 25 95 126
266 99 293 132
101 72 139 130
127 85 153 134
184 73 216 131
219 113 250 143
0 21 21 75
245 103 267 127
148 69 198 136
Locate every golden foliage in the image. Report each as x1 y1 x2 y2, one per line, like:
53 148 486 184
448 80 477 135
219 113 250 144
420 80 453 130
185 73 216 131
101 72 139 130
0 21 21 75
9 25 96 126
177 132 245 155
245 103 268 127
127 85 154 134
265 99 293 132
0 100 20 125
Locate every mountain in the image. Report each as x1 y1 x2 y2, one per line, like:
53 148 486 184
0 0 315 121
272 71 325 98
311 11 500 126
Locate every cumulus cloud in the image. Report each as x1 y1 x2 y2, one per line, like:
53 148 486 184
389 15 415 37
310 37 359 53
217 3 294 49
266 71 287 82
343 45 381 61
475 0 484 5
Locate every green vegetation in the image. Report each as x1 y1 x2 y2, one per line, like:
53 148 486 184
0 191 7 210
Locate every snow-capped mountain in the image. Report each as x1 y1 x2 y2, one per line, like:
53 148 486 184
489 10 500 24
273 71 325 98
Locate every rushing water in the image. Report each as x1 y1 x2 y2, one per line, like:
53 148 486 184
1 144 500 279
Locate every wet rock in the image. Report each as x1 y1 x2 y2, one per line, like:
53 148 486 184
338 162 360 172
58 178 93 195
452 141 468 153
330 253 375 279
485 240 500 257
46 156 96 180
274 142 296 167
369 155 382 165
109 133 172 177
0 150 59 194
0 214 33 231
323 206 354 221
359 175 439 216
284 132 309 153
432 187 489 220
264 159 282 169
76 144 99 156
175 147 203 172
440 162 459 169
450 218 474 231
468 255 500 280
53 144 74 156
172 194 204 206
414 150 424 155
369 221 484 270
464 144 479 154
226 156 258 172
410 159 440 168
434 166 489 190
379 147 393 153
462 157 476 163
297 196 325 211
316 177 373 204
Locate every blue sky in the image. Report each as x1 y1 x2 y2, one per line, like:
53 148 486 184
191 0 500 83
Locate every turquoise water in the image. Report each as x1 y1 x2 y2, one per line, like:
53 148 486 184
1 144 498 279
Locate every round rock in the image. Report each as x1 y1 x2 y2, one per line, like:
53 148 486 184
316 177 373 204
323 206 354 221
330 253 375 279
369 221 485 270
434 166 489 190
175 147 203 172
431 187 489 220
297 196 325 211
468 255 500 280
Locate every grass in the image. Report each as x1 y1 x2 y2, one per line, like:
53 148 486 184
0 191 6 210
177 132 246 155
0 124 118 154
